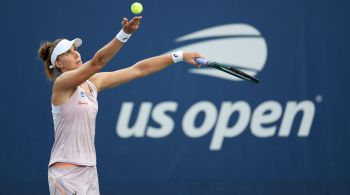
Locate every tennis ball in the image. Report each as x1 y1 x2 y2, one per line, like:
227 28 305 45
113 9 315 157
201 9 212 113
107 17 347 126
131 2 143 14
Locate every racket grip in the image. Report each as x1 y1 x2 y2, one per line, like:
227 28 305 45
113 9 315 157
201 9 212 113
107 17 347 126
194 58 208 66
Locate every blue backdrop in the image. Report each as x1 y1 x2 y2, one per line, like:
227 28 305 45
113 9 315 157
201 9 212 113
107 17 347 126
1 0 350 194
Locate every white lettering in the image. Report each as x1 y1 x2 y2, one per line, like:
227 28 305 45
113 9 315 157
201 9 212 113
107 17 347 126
115 100 317 151
251 101 282 137
182 101 217 137
147 102 178 138
116 102 152 138
279 101 315 137
210 101 251 150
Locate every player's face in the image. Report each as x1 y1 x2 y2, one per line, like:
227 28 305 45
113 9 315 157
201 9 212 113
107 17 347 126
56 45 83 71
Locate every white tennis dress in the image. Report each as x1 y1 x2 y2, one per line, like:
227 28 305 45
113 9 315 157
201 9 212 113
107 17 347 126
48 80 100 195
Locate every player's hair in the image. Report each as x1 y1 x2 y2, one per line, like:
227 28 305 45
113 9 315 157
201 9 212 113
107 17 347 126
38 39 63 81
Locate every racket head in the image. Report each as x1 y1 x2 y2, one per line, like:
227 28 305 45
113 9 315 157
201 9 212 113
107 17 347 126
208 62 260 83
194 58 260 84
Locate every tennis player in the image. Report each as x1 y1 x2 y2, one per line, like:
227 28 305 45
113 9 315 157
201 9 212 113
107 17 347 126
38 16 203 195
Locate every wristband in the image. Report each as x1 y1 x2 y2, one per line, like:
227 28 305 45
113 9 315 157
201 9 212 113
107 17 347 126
171 51 184 63
116 29 132 43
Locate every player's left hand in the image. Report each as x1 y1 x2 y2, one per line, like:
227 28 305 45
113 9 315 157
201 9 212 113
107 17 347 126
122 16 142 34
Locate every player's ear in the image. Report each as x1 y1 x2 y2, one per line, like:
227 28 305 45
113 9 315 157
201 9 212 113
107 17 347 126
55 59 63 69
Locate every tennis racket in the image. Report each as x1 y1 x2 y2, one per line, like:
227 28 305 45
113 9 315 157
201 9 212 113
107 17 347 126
194 58 260 84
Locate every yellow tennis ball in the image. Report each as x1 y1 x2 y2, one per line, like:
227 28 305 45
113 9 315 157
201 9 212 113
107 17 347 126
131 2 143 14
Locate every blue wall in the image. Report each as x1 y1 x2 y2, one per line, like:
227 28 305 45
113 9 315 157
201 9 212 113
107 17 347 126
1 0 350 194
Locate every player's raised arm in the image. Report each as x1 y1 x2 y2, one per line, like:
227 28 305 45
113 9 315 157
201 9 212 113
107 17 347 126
53 16 142 91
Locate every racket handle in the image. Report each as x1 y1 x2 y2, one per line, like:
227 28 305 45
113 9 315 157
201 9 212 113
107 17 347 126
194 58 208 66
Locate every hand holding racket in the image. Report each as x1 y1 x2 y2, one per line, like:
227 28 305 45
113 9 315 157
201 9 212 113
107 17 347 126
194 58 260 84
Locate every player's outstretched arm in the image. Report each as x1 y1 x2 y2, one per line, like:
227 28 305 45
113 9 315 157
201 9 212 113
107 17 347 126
91 51 203 91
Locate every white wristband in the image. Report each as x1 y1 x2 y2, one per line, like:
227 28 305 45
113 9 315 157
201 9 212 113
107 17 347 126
116 29 132 43
171 51 184 63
